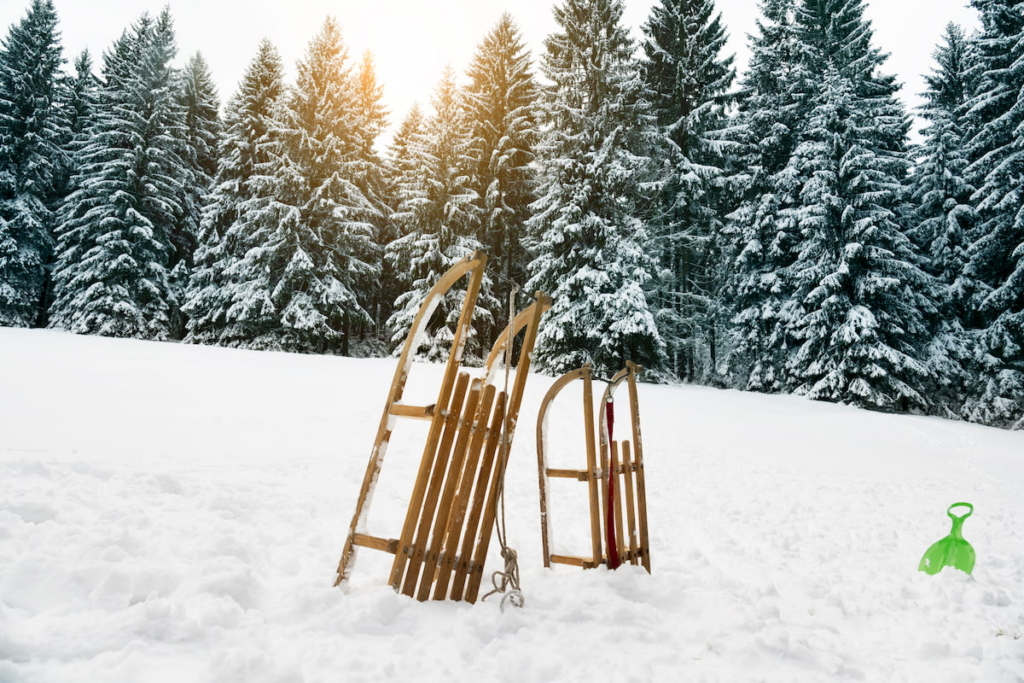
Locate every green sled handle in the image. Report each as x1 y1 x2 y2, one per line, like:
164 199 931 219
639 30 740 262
919 502 975 575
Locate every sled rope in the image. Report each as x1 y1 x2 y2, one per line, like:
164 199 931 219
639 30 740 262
483 284 524 611
483 546 524 611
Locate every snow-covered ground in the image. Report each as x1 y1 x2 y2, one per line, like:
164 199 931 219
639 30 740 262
1 327 1022 683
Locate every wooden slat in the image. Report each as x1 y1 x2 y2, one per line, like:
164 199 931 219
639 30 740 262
352 533 399 554
582 369 601 568
626 362 651 574
432 384 497 600
450 392 507 601
389 403 436 420
621 441 639 566
416 379 483 601
398 372 471 596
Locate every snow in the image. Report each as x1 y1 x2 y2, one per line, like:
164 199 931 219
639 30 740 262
2 327 1023 682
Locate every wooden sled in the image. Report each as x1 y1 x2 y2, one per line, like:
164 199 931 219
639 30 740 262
335 251 551 602
536 361 651 572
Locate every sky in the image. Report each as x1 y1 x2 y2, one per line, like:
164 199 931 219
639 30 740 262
1 0 982 135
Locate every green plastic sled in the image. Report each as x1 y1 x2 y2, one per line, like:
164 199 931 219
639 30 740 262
919 502 975 575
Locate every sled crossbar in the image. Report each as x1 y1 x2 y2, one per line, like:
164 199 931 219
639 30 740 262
536 362 651 573
352 533 399 554
335 251 550 602
389 404 436 420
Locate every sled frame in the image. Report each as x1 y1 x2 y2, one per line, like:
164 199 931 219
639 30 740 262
335 251 551 603
536 361 651 572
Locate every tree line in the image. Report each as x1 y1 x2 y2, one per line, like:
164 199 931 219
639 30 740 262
1 0 1022 429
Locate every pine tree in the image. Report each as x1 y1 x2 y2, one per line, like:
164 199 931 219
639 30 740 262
353 50 388 159
230 17 379 355
351 50 391 344
909 24 978 415
387 104 426 183
177 53 220 262
0 0 69 327
378 102 425 341
782 0 933 411
526 0 665 377
961 0 1024 427
184 39 284 346
640 0 736 383
66 50 99 141
464 13 540 313
171 51 220 336
725 0 805 392
386 67 492 361
912 24 977 293
49 10 187 339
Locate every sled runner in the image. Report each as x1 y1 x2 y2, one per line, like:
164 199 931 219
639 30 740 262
335 251 550 602
536 361 651 572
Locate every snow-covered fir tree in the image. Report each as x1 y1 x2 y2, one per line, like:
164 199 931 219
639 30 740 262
377 103 424 338
912 24 977 295
172 52 220 336
48 50 100 320
176 53 220 263
526 0 665 377
639 0 736 383
0 0 69 327
351 50 392 341
49 10 187 339
226 18 379 355
463 13 540 313
909 23 978 415
354 50 388 158
783 0 934 411
725 0 806 392
183 39 284 347
386 104 426 187
66 50 99 142
386 67 494 361
961 0 1024 427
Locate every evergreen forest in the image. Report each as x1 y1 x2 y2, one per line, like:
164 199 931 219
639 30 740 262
2 0 1023 429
